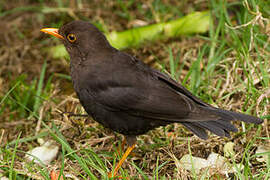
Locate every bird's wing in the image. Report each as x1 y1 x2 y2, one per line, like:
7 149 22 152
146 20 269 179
151 68 211 107
86 52 219 122
150 66 263 123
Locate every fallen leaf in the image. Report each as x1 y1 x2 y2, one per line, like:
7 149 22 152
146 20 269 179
179 152 244 175
179 154 209 173
50 170 64 180
223 142 235 158
25 140 59 165
256 145 270 163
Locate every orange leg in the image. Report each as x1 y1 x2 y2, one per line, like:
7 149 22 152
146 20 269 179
108 143 136 178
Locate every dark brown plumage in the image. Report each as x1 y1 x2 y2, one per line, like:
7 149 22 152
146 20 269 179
41 20 263 177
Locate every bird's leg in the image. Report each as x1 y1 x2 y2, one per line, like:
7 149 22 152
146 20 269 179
108 143 136 178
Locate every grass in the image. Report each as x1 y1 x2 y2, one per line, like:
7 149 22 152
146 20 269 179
0 0 269 179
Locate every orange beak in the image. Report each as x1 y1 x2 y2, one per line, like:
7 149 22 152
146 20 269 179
40 28 64 39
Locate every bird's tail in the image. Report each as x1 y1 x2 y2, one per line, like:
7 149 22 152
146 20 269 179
209 107 263 124
182 107 263 140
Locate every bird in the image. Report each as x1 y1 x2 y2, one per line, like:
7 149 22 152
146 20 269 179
41 20 263 178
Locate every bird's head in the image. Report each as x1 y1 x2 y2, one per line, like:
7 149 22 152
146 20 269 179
41 20 112 60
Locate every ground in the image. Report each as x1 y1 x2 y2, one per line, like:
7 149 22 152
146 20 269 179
0 0 269 179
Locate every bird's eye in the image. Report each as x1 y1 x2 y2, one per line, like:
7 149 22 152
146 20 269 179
67 33 77 43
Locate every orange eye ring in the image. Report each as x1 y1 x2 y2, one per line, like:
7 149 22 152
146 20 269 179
67 33 76 43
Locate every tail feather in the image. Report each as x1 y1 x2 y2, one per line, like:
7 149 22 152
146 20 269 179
209 108 263 124
196 121 226 137
182 108 263 140
209 120 238 132
182 122 208 140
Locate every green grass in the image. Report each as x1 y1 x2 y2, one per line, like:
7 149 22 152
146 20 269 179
0 0 269 179
0 61 52 120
